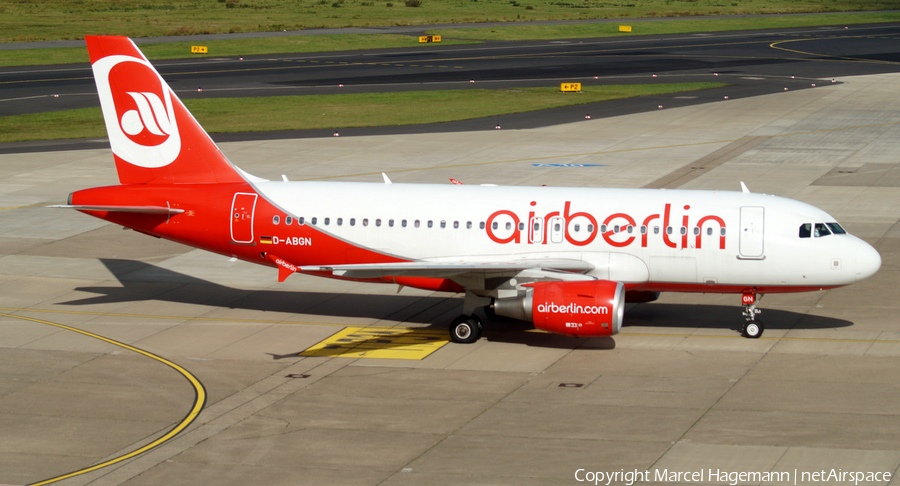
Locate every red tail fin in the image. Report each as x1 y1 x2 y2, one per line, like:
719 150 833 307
87 36 245 185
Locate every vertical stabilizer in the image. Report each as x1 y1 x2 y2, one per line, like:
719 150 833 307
87 36 245 185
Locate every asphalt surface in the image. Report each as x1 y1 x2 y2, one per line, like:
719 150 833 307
2 22 900 153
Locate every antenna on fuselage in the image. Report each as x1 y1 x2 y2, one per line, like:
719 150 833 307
740 181 750 194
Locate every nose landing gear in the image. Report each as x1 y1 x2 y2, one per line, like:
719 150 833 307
741 292 764 338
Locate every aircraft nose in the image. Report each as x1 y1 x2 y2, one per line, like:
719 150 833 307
852 239 881 282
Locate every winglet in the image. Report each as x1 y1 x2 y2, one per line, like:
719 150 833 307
740 181 750 194
265 254 298 282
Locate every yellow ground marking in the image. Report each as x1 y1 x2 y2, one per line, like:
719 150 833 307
301 120 900 181
769 36 900 65
0 202 64 211
0 313 206 486
301 326 448 359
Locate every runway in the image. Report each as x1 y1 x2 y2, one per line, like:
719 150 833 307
3 24 900 485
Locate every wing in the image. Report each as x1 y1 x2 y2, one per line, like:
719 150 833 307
297 259 594 279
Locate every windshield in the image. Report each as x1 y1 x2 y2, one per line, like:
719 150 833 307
826 222 847 235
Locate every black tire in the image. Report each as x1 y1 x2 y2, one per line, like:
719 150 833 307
449 315 481 344
743 321 764 339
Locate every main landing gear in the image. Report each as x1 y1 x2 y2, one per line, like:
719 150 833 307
449 314 482 344
448 291 491 344
741 292 764 339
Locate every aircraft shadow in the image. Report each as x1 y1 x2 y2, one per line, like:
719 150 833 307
63 259 456 324
63 259 853 349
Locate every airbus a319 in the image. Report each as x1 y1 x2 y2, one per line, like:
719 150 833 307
55 36 882 343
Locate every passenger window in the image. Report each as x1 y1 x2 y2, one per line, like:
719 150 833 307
402 219 407 228
518 222 525 231
363 218 369 226
285 216 292 225
428 220 434 228
505 222 511 230
587 224 594 233
707 227 713 236
311 217 317 225
533 222 540 231
298 217 305 225
720 228 726 236
324 217 330 226
814 223 831 237
454 221 459 229
600 225 606 233
337 217 343 226
376 219 382 227
680 227 687 236
389 219 394 227
467 221 472 229
574 224 581 232
799 223 811 238
440 220 446 228
693 227 700 236
273 215 280 225
666 227 673 235
415 220 421 228
492 222 498 230
654 226 660 235
554 223 561 232
480 222 486 230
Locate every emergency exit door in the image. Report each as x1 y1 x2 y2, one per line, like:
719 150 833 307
231 193 257 244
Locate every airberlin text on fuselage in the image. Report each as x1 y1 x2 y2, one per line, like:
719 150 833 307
486 201 727 250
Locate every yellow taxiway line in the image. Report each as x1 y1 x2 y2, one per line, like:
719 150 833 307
1 312 206 486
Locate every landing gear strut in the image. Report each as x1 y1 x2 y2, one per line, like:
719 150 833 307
448 291 491 344
741 292 764 339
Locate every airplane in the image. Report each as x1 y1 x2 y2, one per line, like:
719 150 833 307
53 35 882 343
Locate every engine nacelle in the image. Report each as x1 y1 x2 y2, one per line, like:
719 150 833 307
493 280 625 337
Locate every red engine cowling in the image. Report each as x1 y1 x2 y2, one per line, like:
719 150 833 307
493 280 625 337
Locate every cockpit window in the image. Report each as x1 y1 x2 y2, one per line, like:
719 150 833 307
799 224 811 238
826 222 847 235
814 223 831 237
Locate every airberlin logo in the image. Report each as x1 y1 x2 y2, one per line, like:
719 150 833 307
91 52 181 168
537 302 609 315
120 92 175 138
485 201 727 250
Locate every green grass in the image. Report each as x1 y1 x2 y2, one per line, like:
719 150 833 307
0 83 724 142
429 11 900 40
0 34 476 68
3 0 898 43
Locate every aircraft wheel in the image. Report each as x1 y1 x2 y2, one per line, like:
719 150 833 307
450 315 482 344
742 321 764 339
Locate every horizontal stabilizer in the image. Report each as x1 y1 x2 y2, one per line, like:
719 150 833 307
48 204 185 215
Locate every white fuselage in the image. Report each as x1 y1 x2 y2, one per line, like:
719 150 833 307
253 181 881 292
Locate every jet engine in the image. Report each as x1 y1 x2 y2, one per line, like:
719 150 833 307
492 280 625 337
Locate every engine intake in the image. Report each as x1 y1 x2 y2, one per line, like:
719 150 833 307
493 280 625 337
